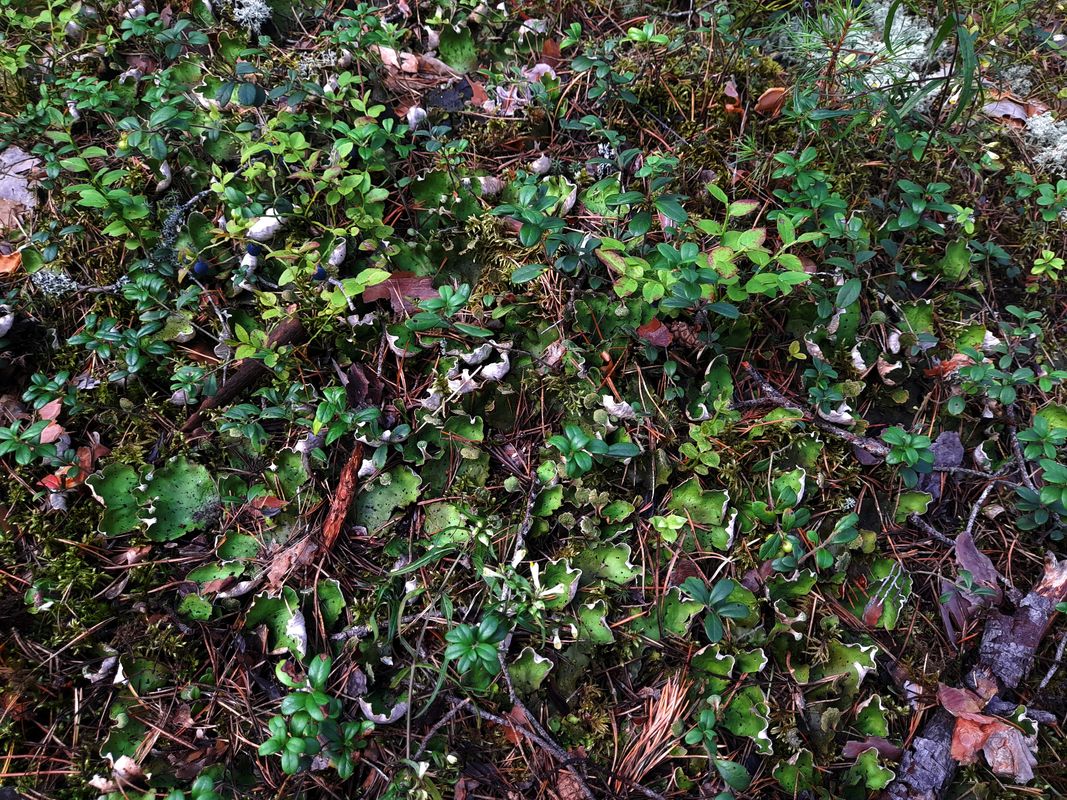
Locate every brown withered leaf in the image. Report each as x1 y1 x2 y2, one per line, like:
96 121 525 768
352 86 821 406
39 398 62 421
38 432 109 492
755 87 788 117
363 271 438 312
955 532 1001 598
541 39 562 68
938 683 989 719
637 318 673 348
502 704 530 746
723 79 741 114
264 538 318 594
469 80 489 107
0 251 20 275
862 596 884 627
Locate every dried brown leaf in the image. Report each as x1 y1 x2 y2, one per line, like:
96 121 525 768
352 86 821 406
938 684 987 718
955 532 1001 597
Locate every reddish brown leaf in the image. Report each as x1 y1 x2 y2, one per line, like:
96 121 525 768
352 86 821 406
0 251 20 275
39 433 109 492
950 716 1000 764
938 684 987 718
924 352 974 378
637 318 673 348
39 398 63 421
453 777 478 800
39 421 65 444
362 271 438 312
502 704 530 746
955 533 1001 596
541 40 562 68
469 81 489 107
842 737 904 761
755 86 788 117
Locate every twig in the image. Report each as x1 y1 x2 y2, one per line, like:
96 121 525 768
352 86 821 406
332 612 429 641
446 696 598 800
1038 630 1067 691
180 316 306 433
961 476 1001 541
740 362 889 457
412 698 470 761
1004 405 1037 491
907 513 954 547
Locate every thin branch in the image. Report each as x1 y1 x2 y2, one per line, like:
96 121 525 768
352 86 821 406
1005 404 1037 491
906 513 954 546
962 476 1002 540
412 699 470 761
1038 630 1067 691
739 362 889 457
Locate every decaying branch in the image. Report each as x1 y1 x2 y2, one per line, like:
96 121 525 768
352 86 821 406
883 554 1067 800
739 362 890 458
321 442 364 551
181 316 307 434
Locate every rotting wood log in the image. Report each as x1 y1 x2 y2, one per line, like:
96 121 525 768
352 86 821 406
883 555 1067 800
180 317 306 434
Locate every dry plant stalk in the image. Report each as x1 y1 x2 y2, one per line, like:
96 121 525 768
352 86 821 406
611 675 692 794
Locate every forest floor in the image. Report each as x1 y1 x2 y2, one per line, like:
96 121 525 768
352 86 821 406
3 0 1067 799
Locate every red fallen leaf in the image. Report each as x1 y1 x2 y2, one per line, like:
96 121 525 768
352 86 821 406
39 421 65 444
842 737 904 761
755 86 788 117
39 433 110 492
502 704 530 746
0 251 20 275
924 352 974 378
637 318 673 348
251 495 288 517
362 271 438 313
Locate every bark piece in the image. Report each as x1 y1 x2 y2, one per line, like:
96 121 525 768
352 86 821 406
883 555 1067 800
